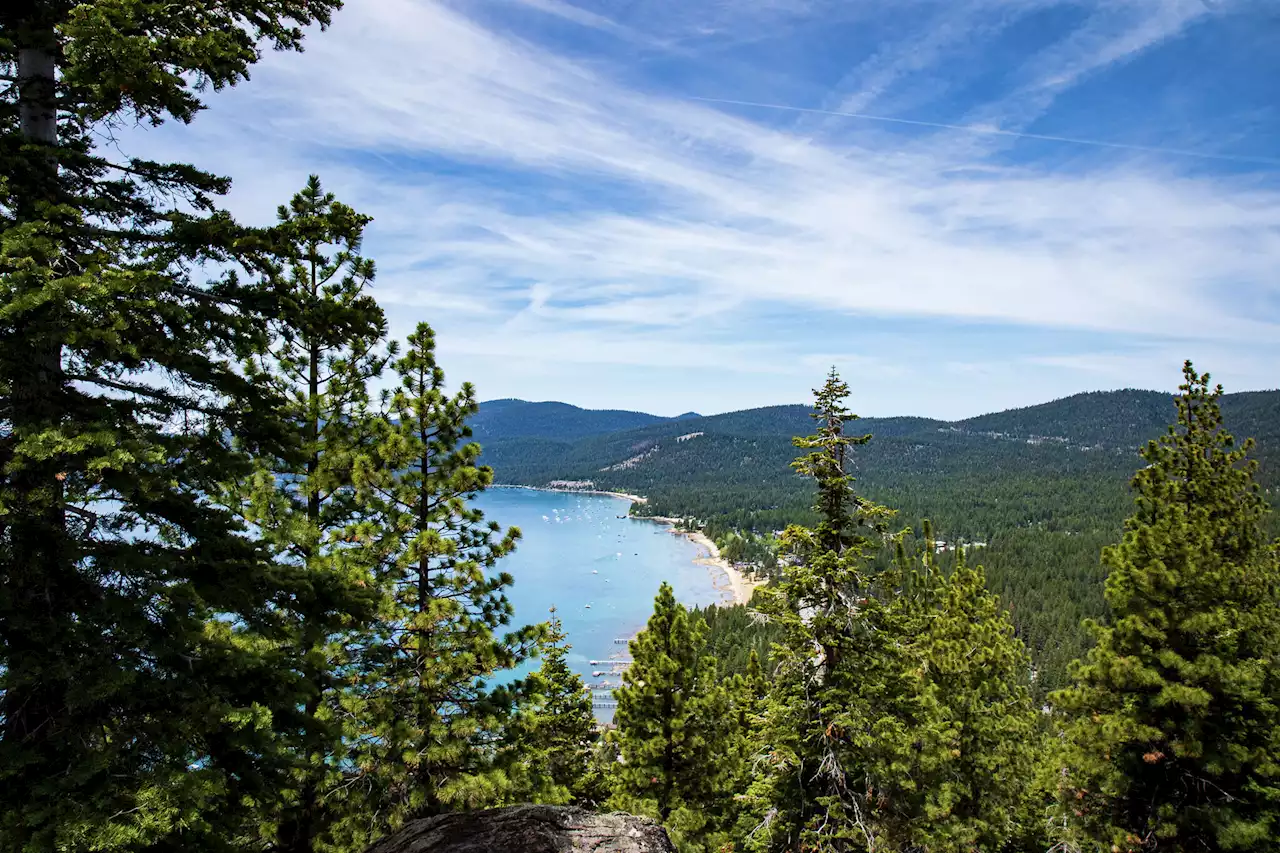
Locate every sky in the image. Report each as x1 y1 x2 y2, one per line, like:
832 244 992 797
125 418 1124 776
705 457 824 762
131 0 1280 418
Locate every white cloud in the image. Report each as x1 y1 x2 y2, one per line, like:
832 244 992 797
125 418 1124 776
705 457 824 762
120 0 1279 415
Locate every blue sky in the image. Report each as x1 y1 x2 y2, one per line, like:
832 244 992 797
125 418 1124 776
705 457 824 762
135 0 1279 418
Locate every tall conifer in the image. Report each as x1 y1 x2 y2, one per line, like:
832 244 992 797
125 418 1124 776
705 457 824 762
746 378 1043 852
346 322 540 834
1054 361 1280 852
227 176 392 853
743 369 906 853
1 4 347 850
887 542 1041 852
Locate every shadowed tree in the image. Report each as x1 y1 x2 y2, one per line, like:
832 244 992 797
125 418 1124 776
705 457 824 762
610 582 737 852
505 607 604 807
0 3 351 850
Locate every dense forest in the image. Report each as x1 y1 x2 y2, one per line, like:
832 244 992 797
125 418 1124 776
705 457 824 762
5 5 1280 853
478 392 1280 695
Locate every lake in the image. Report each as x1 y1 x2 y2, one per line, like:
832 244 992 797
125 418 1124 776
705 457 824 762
476 487 728 718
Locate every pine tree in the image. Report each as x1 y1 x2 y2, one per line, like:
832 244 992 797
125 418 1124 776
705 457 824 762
610 582 736 851
1 4 346 850
742 369 908 853
726 650 771 844
886 541 1041 852
745 377 1042 852
741 648 769 743
506 607 604 807
225 176 393 853
344 322 541 837
1053 361 1280 852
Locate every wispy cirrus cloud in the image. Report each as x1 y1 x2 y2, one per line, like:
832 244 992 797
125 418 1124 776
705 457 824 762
126 0 1280 417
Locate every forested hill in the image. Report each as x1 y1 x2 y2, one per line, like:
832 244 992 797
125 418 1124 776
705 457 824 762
478 389 1280 521
469 398 700 442
477 387 1280 698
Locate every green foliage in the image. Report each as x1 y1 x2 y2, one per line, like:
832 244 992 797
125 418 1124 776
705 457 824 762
1052 362 1280 853
342 322 541 840
891 543 1042 852
1 3 344 850
690 603 783 679
6 5 1280 849
743 374 1041 853
610 582 739 852
220 175 392 853
742 371 906 852
505 609 605 807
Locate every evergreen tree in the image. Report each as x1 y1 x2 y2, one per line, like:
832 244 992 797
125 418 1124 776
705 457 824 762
742 369 907 853
742 648 769 737
1 4 347 850
1053 361 1280 852
726 650 771 844
887 541 1041 852
610 582 736 851
506 607 604 807
744 377 1043 852
226 176 392 853
345 322 540 836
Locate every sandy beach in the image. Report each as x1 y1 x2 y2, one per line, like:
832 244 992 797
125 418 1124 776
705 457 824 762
684 530 766 605
626 515 766 605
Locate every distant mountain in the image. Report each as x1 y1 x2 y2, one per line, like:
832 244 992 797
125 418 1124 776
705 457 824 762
474 386 1280 700
470 399 700 443
951 389 1174 447
477 388 1280 527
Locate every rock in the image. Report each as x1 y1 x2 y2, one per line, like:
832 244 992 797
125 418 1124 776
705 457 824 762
364 804 677 853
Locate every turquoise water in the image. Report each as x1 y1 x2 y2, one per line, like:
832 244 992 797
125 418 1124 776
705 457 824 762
475 487 728 717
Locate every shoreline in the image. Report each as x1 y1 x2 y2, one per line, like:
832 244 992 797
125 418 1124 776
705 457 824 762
492 484 764 605
632 516 765 606
685 530 766 606
491 483 648 504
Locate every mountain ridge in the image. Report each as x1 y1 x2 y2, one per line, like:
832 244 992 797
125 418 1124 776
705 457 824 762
470 399 701 443
475 387 1280 530
479 387 1280 452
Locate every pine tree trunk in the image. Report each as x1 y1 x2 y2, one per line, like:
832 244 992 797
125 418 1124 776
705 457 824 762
414 379 439 814
1 25 72 792
660 628 675 821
